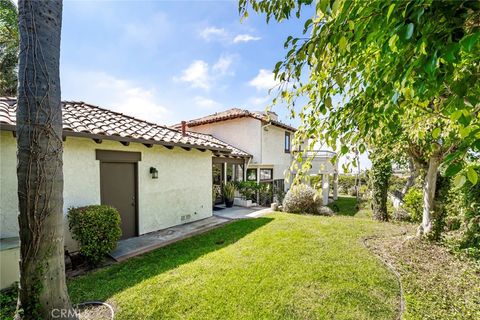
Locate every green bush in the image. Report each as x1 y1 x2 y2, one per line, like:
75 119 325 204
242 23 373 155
235 181 259 201
388 175 408 193
282 184 320 215
68 205 122 265
443 165 480 259
403 187 423 223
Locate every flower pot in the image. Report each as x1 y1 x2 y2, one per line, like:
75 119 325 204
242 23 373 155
225 199 234 208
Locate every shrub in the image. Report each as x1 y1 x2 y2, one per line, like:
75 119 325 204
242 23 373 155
443 165 480 259
258 183 273 206
282 184 321 215
68 205 122 265
235 181 259 201
403 187 423 222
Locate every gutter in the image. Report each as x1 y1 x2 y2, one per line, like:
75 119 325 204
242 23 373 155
0 124 231 154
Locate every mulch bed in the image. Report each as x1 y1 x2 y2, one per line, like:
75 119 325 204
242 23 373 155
365 229 480 319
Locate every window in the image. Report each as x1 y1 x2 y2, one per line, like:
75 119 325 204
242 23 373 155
260 168 273 181
285 132 291 153
246 168 257 181
235 164 244 182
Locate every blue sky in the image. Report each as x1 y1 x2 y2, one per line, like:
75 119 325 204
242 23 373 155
60 0 308 126
57 0 370 170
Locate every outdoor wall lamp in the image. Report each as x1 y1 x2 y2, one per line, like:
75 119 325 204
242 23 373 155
150 167 158 179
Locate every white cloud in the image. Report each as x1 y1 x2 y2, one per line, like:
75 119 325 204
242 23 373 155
212 55 234 75
61 69 172 124
199 27 228 41
177 60 211 90
248 95 270 107
123 12 170 49
233 34 261 43
176 55 235 90
193 96 223 109
248 69 279 91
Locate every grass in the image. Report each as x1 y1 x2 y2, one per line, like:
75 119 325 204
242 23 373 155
329 195 372 218
3 198 479 319
68 214 401 320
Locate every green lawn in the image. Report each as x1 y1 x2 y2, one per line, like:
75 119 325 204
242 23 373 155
68 213 401 320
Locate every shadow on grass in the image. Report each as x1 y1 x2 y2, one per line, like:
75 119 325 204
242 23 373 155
328 196 360 216
68 217 273 303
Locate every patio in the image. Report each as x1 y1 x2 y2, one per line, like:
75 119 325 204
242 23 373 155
110 206 271 262
213 204 272 220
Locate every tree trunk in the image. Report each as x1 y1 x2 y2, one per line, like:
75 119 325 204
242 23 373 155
400 158 418 198
371 156 392 221
417 155 441 236
15 1 76 319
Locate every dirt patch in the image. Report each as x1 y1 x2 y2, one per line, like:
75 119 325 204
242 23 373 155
365 228 480 319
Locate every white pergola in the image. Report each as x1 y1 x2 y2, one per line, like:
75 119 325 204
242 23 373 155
305 150 339 205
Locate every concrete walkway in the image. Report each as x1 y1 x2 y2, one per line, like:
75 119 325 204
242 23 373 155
213 205 272 220
110 216 231 262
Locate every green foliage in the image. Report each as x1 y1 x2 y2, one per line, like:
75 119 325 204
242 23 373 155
403 187 424 223
388 175 408 193
282 184 321 214
443 165 480 259
0 0 18 96
235 181 259 201
0 284 16 320
337 174 368 195
222 182 236 201
370 157 392 221
258 183 273 206
68 205 122 265
239 0 480 193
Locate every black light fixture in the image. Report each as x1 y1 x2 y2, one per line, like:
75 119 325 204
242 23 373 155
149 167 158 179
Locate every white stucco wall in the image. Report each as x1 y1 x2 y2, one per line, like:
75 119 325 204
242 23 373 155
0 131 18 238
190 118 262 163
261 125 293 181
1 132 213 250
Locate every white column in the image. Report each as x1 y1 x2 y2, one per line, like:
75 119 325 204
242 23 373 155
333 173 338 200
322 174 330 205
223 162 227 183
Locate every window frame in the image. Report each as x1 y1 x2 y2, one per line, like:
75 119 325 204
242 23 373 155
284 131 291 153
246 168 257 181
259 168 273 181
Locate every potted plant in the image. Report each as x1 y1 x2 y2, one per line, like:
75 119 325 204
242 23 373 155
223 182 236 208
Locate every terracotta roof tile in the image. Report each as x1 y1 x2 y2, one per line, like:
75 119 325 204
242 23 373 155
175 107 296 132
0 97 245 154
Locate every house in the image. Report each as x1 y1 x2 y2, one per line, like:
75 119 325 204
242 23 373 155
0 97 249 288
175 108 338 204
0 99 337 289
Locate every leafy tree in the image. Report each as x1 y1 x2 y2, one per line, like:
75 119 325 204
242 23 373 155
370 155 392 221
0 0 18 96
239 0 480 235
16 0 76 319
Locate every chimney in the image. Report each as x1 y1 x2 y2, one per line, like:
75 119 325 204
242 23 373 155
181 121 187 136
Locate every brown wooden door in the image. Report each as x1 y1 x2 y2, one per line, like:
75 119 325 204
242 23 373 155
100 162 137 239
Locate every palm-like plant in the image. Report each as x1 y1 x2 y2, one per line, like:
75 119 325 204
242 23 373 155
223 182 236 202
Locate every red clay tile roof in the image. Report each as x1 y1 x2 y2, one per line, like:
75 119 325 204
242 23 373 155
175 108 297 132
0 97 244 154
